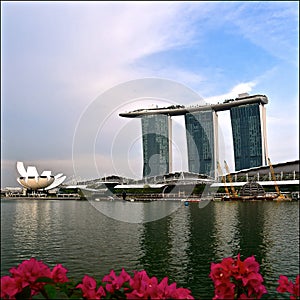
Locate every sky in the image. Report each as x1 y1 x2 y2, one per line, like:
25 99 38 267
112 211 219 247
1 1 299 187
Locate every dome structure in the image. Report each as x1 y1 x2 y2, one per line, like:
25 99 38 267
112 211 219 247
239 181 265 197
16 161 66 191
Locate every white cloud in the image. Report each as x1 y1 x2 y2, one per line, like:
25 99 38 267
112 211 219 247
204 81 257 104
48 2 202 98
225 2 299 65
1 2 298 187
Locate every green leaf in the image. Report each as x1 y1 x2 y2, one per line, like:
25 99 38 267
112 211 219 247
54 289 70 299
69 291 85 299
44 284 57 299
261 293 278 299
32 293 47 299
16 286 32 300
35 277 55 283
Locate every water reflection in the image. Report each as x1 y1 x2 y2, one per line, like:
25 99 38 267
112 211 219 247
261 202 299 293
138 212 173 278
13 201 53 261
1 199 299 300
212 202 240 259
1 200 145 279
90 199 181 223
236 202 267 259
169 204 191 283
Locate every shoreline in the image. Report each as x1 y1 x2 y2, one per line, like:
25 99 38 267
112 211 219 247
1 195 84 201
1 195 299 202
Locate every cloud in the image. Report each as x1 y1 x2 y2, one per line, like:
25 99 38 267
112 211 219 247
1 2 298 187
45 2 202 97
204 81 257 104
224 2 299 65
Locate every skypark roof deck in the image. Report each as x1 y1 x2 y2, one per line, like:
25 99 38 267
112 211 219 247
119 94 268 117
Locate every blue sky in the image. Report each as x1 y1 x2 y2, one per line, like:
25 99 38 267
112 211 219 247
1 1 299 187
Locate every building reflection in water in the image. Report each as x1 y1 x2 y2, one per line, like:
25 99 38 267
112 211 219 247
138 211 173 279
212 202 240 260
2 199 298 299
260 202 299 292
12 200 52 262
168 203 191 283
91 199 181 223
236 202 267 258
184 202 216 298
14 201 44 251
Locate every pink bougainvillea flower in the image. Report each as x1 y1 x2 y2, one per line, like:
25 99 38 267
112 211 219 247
178 287 194 299
9 258 51 286
150 276 194 300
212 281 235 300
2 258 70 298
210 256 237 287
51 264 69 283
2 256 299 300
129 270 149 292
236 254 260 277
241 271 264 287
127 271 194 300
243 255 260 274
277 274 300 299
294 274 300 298
8 257 52 296
102 268 130 293
119 268 131 283
126 270 160 299
102 270 117 293
277 275 293 294
246 278 267 299
95 285 106 300
209 262 231 286
156 277 170 297
210 254 267 300
76 274 106 300
235 255 267 299
0 275 20 299
221 257 236 270
238 293 254 299
168 286 195 299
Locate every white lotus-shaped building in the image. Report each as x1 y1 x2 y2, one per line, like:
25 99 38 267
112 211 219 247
16 161 66 190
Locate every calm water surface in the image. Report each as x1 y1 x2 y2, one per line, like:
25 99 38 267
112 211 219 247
1 199 299 299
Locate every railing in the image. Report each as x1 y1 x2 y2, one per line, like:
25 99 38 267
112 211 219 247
219 171 299 183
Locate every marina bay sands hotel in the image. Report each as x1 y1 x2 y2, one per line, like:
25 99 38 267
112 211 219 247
119 93 268 179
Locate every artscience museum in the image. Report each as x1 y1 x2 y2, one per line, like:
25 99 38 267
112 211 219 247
16 161 66 191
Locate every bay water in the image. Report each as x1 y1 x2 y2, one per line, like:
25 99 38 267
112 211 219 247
1 198 299 299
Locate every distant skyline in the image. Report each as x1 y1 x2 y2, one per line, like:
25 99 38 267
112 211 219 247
1 1 299 187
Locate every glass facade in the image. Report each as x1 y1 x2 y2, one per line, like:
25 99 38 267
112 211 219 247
141 115 169 177
185 111 215 176
230 103 263 171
